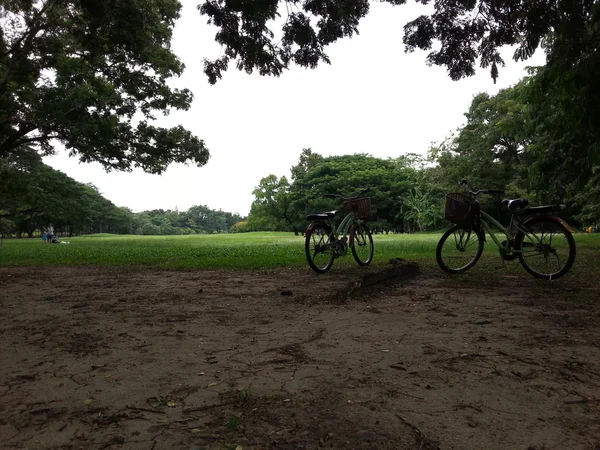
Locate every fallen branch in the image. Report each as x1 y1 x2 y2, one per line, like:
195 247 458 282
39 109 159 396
183 402 237 414
564 398 598 405
392 389 425 400
299 260 420 304
454 403 483 413
396 409 442 417
125 406 166 414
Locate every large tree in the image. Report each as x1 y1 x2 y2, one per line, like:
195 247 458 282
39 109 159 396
248 174 300 232
287 152 416 232
1 0 209 173
431 84 531 196
522 5 600 205
198 0 597 83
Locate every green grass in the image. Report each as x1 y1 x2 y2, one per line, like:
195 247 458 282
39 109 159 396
1 232 599 277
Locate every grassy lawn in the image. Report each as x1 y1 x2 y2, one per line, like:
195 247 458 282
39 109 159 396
1 232 598 277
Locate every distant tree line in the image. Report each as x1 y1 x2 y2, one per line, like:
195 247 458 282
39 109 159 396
0 150 244 238
129 206 243 236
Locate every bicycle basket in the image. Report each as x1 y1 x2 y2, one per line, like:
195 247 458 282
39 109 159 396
445 193 480 229
344 197 372 220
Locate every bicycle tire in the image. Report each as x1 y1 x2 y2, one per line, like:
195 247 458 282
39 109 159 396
436 225 485 274
305 222 335 274
514 216 576 280
350 222 374 266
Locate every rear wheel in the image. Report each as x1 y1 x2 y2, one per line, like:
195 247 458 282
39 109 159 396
515 217 576 280
350 222 374 266
436 225 485 274
305 222 335 274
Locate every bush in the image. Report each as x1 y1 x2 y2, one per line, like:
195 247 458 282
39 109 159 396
230 221 250 233
0 218 15 236
141 223 160 235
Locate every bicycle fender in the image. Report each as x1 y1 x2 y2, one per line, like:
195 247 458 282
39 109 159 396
554 217 576 233
349 223 357 247
349 222 366 247
305 222 319 234
306 222 330 234
523 216 576 233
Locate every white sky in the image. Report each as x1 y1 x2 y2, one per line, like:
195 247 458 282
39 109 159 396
43 1 545 217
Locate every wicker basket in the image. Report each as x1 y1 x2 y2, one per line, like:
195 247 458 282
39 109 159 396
445 193 480 229
344 197 372 220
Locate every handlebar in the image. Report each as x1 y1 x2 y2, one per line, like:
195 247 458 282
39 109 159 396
472 189 505 196
459 178 504 197
323 187 370 201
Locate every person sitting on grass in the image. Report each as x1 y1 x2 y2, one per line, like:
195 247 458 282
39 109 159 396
47 224 54 243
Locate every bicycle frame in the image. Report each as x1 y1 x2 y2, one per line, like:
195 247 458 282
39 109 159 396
332 211 358 239
479 210 544 254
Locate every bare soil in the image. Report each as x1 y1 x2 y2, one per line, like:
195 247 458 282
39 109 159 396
1 263 600 450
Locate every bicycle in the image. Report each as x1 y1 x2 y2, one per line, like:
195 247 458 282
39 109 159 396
304 188 374 273
436 179 577 280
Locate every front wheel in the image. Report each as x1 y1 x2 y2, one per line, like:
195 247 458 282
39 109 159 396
305 222 335 274
436 225 485 274
515 217 576 280
350 222 374 266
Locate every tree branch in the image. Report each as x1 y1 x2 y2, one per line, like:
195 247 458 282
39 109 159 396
0 0 57 59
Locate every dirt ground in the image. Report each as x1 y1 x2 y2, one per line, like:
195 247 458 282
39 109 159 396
1 262 600 450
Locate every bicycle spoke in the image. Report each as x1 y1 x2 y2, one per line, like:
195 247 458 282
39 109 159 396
518 221 573 278
437 226 484 273
305 224 334 273
453 229 478 252
351 223 374 266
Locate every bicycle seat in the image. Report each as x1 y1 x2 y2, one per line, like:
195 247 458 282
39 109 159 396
502 198 529 211
306 210 337 221
525 204 562 214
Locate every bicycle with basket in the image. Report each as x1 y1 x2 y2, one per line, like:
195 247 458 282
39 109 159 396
304 188 374 273
436 178 577 280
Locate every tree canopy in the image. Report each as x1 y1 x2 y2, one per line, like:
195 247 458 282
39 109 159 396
198 0 598 83
246 149 439 234
247 69 600 235
3 0 597 178
1 0 209 173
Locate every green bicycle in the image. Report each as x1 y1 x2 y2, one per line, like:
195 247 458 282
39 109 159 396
437 179 577 280
305 188 374 274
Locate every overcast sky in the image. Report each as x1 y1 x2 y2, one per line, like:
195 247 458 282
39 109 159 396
43 1 545 217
